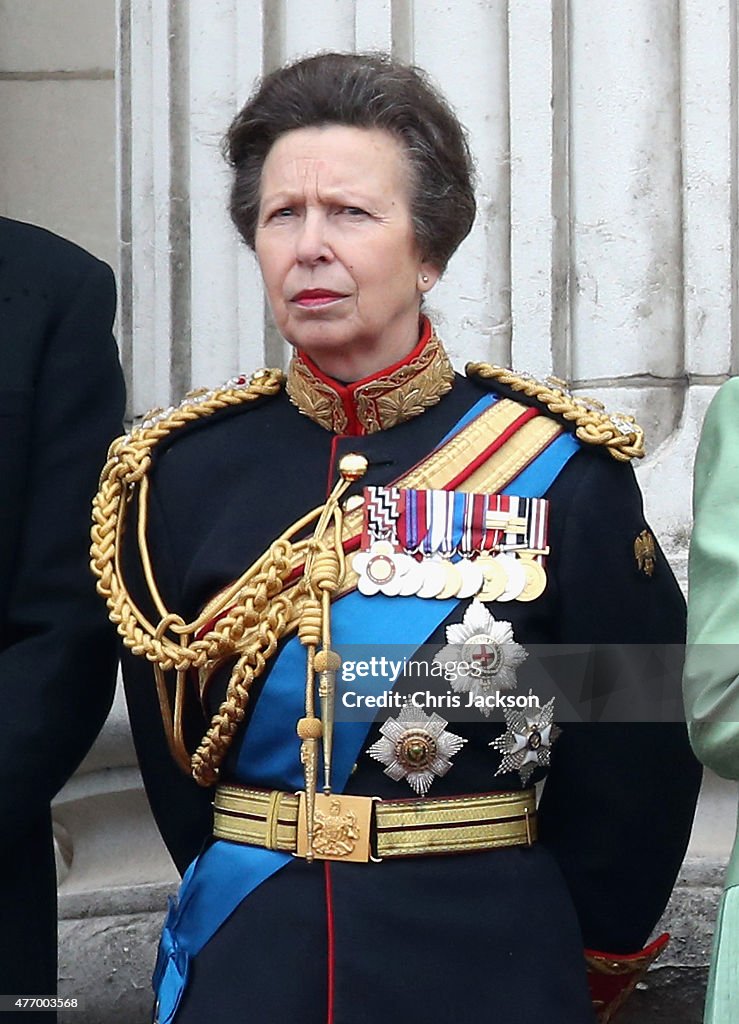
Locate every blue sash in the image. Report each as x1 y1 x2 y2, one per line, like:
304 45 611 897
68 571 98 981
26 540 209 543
154 396 580 1022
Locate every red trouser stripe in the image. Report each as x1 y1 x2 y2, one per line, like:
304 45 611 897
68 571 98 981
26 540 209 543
324 861 336 1024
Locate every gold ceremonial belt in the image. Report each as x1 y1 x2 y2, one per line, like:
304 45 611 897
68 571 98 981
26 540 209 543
213 784 537 863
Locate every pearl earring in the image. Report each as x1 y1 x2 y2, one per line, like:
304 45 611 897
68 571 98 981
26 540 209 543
421 274 429 284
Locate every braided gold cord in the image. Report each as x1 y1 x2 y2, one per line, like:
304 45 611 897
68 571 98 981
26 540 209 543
191 585 294 786
466 362 645 462
193 539 294 663
311 548 341 593
90 369 295 784
298 597 323 648
91 370 285 653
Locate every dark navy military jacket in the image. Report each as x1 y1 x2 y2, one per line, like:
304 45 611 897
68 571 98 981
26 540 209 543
122 372 700 1024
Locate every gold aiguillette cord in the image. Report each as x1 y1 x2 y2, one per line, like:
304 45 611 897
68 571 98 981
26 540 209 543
297 453 368 861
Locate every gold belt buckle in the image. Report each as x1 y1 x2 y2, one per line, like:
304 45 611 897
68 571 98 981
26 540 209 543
296 793 375 863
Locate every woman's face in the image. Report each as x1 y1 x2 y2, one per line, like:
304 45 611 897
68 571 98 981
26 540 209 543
255 125 439 381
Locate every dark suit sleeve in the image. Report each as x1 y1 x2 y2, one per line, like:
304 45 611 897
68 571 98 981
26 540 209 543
537 454 702 952
0 255 125 843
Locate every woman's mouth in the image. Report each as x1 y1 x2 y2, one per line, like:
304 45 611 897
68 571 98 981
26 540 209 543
292 289 346 307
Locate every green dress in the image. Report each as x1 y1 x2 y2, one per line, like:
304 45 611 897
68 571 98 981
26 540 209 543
685 377 739 1023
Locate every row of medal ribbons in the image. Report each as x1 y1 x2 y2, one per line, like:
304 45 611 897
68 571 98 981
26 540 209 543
351 486 549 603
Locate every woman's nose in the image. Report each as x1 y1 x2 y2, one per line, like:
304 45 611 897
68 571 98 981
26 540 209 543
295 211 332 264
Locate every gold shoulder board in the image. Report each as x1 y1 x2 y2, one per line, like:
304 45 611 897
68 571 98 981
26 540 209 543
466 363 644 463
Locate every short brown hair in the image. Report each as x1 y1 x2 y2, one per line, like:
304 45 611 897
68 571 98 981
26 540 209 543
225 51 476 271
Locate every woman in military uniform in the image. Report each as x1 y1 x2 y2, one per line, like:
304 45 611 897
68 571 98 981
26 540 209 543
92 53 700 1024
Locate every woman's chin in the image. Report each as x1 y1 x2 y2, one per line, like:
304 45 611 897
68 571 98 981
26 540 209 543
285 321 417 380
288 326 367 362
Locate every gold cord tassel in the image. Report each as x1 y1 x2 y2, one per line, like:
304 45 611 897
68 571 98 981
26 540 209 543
296 454 368 858
298 597 322 860
316 643 342 794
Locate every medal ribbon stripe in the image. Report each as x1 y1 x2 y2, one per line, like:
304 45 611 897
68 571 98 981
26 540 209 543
527 498 548 555
417 487 429 552
396 487 432 554
486 495 507 550
449 491 467 553
427 489 454 554
461 492 483 555
503 496 529 550
479 494 493 553
363 485 401 546
396 488 418 551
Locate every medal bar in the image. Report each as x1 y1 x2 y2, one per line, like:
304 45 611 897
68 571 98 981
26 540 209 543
352 487 551 603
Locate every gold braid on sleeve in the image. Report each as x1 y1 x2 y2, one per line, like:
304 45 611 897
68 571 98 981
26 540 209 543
89 368 313 787
465 363 645 462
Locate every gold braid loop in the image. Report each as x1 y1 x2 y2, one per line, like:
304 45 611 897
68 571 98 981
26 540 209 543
90 368 289 783
298 597 323 648
310 548 342 593
193 539 294 661
191 580 294 787
465 363 645 462
91 369 285 654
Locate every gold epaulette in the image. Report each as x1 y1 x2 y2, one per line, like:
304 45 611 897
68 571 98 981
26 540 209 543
466 363 644 462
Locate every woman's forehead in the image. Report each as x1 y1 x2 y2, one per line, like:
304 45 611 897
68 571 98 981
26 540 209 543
260 125 411 200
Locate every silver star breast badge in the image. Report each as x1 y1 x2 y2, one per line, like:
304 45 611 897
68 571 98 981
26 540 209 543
490 695 561 785
367 704 466 796
433 600 527 716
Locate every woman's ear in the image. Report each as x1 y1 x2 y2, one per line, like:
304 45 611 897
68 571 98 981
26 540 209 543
418 262 441 293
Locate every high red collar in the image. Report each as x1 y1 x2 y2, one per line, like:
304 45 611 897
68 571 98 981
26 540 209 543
285 318 455 435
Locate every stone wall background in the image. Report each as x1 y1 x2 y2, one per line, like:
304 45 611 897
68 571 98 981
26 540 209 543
2 1 738 1020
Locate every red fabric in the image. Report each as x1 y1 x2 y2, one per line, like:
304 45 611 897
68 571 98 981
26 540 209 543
327 434 343 497
585 933 669 1021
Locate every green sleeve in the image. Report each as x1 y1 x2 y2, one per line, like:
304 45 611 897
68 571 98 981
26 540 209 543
685 377 739 778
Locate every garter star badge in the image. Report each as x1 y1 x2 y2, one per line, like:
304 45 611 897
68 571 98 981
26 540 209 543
367 705 466 795
490 696 561 785
433 600 527 716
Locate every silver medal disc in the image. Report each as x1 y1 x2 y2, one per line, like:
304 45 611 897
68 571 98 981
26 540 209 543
495 553 527 602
